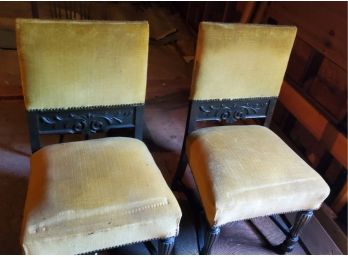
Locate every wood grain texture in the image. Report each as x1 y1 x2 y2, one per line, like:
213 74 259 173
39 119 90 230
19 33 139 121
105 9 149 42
332 182 348 214
0 50 22 97
267 2 347 69
279 81 347 169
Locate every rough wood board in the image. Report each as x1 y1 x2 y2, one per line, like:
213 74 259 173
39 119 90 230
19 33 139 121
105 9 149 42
0 2 32 18
315 204 348 254
332 182 348 214
279 81 347 169
0 17 16 30
0 50 22 97
308 58 347 122
286 37 314 84
279 81 328 140
0 29 16 49
267 2 347 70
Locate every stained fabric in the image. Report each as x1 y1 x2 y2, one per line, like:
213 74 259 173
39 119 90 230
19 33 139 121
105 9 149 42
22 138 181 254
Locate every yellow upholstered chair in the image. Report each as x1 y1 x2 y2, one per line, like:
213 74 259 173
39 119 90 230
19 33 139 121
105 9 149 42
172 22 330 254
17 19 182 254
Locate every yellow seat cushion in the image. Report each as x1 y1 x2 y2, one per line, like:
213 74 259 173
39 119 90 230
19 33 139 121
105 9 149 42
21 137 182 254
16 19 149 110
186 125 330 227
190 22 296 100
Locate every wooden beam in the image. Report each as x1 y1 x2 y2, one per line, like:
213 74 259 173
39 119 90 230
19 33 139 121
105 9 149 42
222 2 230 22
332 181 348 214
279 81 347 169
266 2 347 70
279 81 327 140
240 1 256 23
315 206 348 254
252 2 268 23
331 132 348 170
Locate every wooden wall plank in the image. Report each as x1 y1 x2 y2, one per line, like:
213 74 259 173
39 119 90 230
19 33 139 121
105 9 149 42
332 182 348 214
308 58 347 122
331 133 348 170
240 1 256 23
0 50 22 97
279 82 347 169
267 2 347 70
279 82 328 140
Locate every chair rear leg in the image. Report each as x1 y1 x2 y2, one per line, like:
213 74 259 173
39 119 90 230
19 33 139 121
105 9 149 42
280 210 313 253
200 226 221 255
158 237 175 255
171 150 188 190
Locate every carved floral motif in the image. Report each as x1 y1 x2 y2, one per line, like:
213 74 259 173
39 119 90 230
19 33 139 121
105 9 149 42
196 98 273 123
38 109 134 135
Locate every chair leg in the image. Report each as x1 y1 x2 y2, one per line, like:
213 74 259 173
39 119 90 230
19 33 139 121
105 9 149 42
158 237 175 255
171 150 188 190
280 210 313 253
200 226 221 255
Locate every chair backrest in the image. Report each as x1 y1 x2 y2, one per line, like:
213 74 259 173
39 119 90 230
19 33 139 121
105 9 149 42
16 19 149 152
185 22 297 133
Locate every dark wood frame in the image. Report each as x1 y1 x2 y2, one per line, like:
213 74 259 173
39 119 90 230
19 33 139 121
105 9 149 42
28 105 144 153
27 104 175 255
172 97 313 254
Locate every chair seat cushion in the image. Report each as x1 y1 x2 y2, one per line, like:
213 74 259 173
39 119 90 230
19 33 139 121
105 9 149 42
186 125 330 227
22 137 182 254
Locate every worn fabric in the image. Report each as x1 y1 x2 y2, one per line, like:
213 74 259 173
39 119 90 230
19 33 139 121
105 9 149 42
16 19 149 110
21 137 182 254
186 125 330 227
190 22 297 100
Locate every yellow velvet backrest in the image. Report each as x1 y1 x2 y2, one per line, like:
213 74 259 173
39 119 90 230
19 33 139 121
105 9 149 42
190 22 297 100
16 19 149 110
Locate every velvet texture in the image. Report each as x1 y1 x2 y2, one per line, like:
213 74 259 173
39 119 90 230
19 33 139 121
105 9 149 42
16 19 149 110
186 125 330 227
22 138 182 254
190 22 297 100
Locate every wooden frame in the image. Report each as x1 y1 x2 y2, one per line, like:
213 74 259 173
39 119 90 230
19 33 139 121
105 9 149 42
172 97 314 254
27 104 144 153
172 97 276 186
26 104 176 255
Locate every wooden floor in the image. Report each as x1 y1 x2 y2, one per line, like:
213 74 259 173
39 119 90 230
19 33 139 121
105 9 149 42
0 2 344 255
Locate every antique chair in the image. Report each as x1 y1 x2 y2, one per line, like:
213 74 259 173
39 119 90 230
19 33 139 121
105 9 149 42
16 19 182 254
172 22 330 254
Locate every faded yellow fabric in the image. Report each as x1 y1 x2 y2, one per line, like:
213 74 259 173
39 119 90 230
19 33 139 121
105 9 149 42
186 125 330 227
21 137 182 254
16 19 149 110
190 22 297 100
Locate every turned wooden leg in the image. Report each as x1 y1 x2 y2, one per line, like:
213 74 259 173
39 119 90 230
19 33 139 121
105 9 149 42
280 210 313 253
158 237 175 255
200 226 221 255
